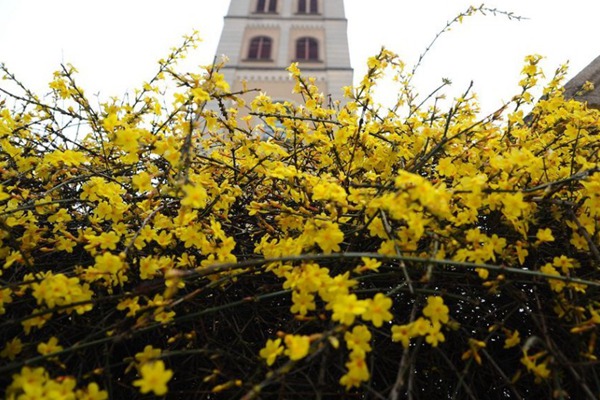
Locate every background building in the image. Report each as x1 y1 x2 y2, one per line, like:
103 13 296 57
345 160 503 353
564 55 600 109
215 0 353 106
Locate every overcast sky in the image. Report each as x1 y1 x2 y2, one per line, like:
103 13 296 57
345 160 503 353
0 1 598 114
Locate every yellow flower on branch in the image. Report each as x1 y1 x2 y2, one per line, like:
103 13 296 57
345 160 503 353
521 351 551 382
461 338 486 365
284 334 311 361
181 184 208 209
191 87 210 103
501 192 529 221
354 257 382 274
114 128 141 154
361 293 393 327
425 326 445 347
339 352 370 390
331 294 367 326
312 180 348 205
1 337 23 360
93 252 127 286
259 338 284 366
535 228 555 243
132 171 153 193
0 184 10 201
344 325 372 356
76 382 108 400
552 255 577 274
540 263 565 292
134 345 162 365
313 221 344 254
290 290 316 316
391 324 413 348
0 288 13 315
133 361 173 396
422 296 450 325
503 329 521 349
37 336 63 356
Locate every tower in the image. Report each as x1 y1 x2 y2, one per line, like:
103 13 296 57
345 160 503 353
215 0 353 106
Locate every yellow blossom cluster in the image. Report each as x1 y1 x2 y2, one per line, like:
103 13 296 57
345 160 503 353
391 296 449 348
0 24 600 398
6 366 107 400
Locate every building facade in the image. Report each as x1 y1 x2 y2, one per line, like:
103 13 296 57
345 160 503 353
215 0 353 105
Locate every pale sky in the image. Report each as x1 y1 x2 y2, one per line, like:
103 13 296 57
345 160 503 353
0 1 598 114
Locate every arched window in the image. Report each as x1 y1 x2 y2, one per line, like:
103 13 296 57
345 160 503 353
248 36 272 60
256 0 277 13
296 37 319 61
298 0 318 14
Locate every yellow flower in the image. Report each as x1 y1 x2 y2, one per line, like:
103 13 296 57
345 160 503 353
191 87 210 103
97 231 121 250
475 267 489 280
47 208 72 224
461 338 486 365
135 345 162 364
290 290 316 316
540 263 565 292
410 317 431 337
318 272 357 303
437 157 457 177
181 184 208 209
535 228 554 243
331 294 367 326
313 222 344 254
501 192 529 220
312 180 348 205
361 293 393 327
553 255 577 274
1 337 23 360
339 352 370 390
344 325 372 356
259 338 284 366
284 334 311 361
139 256 162 280
422 296 449 325
37 336 63 356
178 225 208 249
425 326 445 347
0 184 10 201
114 128 141 154
515 241 529 265
132 171 153 193
570 232 589 251
391 324 412 348
76 382 109 400
0 288 13 315
354 257 381 274
133 361 173 396
102 112 120 132
521 351 550 381
154 230 173 248
117 297 141 317
93 252 127 286
503 329 521 349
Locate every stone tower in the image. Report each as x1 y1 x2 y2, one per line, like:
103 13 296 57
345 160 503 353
215 0 353 105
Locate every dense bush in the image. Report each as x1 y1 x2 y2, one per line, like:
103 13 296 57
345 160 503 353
1 24 599 399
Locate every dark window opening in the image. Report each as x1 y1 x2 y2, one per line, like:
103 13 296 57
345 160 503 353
296 37 319 61
256 0 277 13
298 0 318 14
248 36 273 60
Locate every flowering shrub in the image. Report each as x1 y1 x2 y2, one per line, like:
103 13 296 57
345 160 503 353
1 24 600 399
